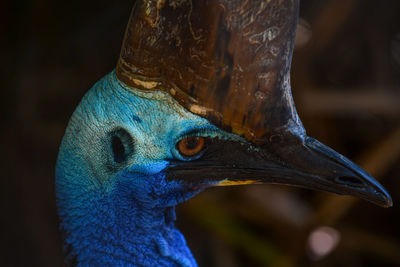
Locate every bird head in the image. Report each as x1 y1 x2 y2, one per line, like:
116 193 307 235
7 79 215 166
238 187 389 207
56 0 392 217
56 74 245 209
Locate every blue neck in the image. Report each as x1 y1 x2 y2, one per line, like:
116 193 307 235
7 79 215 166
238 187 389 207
57 169 198 267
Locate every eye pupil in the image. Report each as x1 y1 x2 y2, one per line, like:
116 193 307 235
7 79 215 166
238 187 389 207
112 135 126 163
177 136 205 158
186 137 199 149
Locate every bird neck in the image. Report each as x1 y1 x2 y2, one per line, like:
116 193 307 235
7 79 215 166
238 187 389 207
57 173 198 267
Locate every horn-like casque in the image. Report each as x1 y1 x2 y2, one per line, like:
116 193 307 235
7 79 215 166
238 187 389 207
116 0 301 144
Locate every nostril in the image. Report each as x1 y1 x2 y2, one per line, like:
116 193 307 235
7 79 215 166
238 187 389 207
335 176 366 188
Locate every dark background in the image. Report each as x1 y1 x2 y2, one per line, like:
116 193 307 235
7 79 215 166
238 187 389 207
2 0 400 266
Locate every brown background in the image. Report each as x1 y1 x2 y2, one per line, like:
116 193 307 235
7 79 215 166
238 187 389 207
2 0 400 266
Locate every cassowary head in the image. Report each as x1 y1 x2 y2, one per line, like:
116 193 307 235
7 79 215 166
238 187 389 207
56 0 391 265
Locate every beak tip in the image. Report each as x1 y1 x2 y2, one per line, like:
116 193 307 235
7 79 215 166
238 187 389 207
375 189 393 208
383 195 393 208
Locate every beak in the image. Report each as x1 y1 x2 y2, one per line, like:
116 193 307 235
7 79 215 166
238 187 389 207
167 134 392 208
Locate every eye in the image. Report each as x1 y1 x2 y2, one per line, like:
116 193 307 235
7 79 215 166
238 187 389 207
176 136 206 158
110 128 134 164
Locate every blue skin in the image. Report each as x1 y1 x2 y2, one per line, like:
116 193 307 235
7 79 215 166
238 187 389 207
56 71 242 266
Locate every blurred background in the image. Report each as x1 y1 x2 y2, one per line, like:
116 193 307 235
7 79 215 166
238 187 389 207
2 0 400 266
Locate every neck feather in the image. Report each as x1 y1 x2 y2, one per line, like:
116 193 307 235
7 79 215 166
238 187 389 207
56 172 198 267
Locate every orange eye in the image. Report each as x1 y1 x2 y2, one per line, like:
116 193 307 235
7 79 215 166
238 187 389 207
177 136 205 157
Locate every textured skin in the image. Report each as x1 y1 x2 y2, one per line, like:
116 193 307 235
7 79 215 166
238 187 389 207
56 71 239 266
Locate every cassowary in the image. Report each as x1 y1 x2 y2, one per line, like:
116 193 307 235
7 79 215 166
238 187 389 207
56 0 392 266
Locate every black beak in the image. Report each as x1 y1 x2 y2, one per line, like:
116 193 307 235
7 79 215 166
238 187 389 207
167 134 392 208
